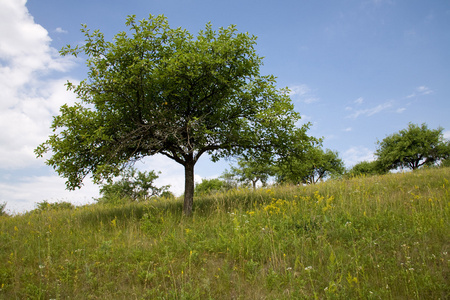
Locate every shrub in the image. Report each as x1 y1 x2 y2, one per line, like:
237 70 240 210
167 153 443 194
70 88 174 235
347 160 387 177
34 200 75 212
194 178 224 195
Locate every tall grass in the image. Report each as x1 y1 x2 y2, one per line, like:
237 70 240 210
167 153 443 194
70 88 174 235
1 167 449 299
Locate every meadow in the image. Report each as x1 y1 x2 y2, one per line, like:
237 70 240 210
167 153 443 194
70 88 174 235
1 167 449 299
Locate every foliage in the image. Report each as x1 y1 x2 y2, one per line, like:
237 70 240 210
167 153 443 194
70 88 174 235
1 168 449 298
277 147 345 184
159 190 176 200
0 202 8 217
376 123 450 171
219 169 240 190
32 201 75 213
441 158 450 168
194 178 224 195
35 14 312 216
347 160 387 177
97 167 168 204
229 156 275 189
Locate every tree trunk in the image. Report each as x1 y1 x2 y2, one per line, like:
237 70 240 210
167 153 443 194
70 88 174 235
183 158 195 216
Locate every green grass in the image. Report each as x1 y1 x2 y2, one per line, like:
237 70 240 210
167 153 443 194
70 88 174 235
1 167 449 299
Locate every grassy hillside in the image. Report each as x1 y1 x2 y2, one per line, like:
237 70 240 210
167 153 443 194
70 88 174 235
1 168 449 299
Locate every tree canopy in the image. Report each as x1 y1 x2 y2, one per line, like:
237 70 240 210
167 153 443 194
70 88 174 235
35 14 312 215
375 123 450 171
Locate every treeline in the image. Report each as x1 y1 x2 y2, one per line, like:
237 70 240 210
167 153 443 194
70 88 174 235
196 123 450 194
101 122 450 199
2 122 448 216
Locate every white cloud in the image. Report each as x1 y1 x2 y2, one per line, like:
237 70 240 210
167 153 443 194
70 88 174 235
443 130 450 140
354 97 364 104
289 84 319 104
396 107 406 113
304 97 319 104
55 27 68 34
406 86 433 98
0 79 78 168
289 84 310 97
0 0 75 169
343 127 352 132
346 102 392 119
1 175 99 214
342 146 375 168
0 0 208 213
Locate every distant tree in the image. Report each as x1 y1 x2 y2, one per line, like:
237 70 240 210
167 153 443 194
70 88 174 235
0 202 8 217
375 123 450 171
194 178 224 195
277 147 344 184
229 156 275 189
219 169 240 190
98 167 169 204
347 160 387 177
35 14 312 216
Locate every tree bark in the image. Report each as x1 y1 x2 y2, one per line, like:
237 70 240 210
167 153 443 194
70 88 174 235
183 157 195 216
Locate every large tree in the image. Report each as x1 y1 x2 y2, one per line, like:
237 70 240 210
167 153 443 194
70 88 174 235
35 15 310 215
375 123 450 171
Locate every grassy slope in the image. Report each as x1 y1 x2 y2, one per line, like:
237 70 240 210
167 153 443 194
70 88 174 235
1 168 449 299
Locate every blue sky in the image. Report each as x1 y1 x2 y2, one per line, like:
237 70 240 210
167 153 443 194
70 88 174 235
1 0 449 213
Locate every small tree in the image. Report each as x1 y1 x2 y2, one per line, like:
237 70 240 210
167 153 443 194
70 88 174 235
277 147 344 184
35 14 312 216
375 123 450 171
98 167 169 203
219 169 240 190
229 156 275 189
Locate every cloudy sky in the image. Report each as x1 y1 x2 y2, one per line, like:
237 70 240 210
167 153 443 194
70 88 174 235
1 0 449 213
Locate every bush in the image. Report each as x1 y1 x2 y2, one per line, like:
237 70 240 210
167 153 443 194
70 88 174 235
159 190 175 199
347 160 387 177
34 200 75 212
